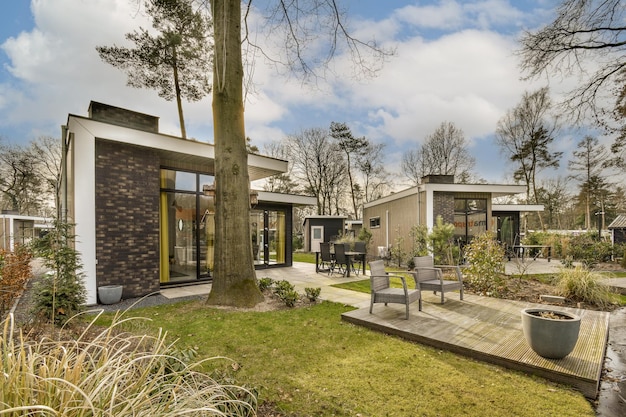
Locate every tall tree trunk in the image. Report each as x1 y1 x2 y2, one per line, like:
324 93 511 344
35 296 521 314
172 47 187 139
206 0 263 307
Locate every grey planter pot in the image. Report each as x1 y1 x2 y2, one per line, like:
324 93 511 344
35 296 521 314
98 285 123 305
521 308 581 359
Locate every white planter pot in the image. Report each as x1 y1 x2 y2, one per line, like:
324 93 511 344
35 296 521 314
98 285 123 305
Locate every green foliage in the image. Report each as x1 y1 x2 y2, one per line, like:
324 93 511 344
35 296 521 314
258 277 274 291
409 224 429 258
0 314 255 416
0 245 33 316
564 233 613 267
273 280 300 307
357 227 373 247
30 220 87 325
292 232 304 251
557 266 614 307
464 231 506 297
388 229 406 268
429 216 459 265
304 287 321 302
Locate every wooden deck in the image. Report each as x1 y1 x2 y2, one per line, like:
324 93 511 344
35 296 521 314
341 293 610 399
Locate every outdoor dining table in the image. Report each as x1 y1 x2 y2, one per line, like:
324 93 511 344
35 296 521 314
314 249 366 276
344 251 366 277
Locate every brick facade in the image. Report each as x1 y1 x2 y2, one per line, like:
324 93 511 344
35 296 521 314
95 139 160 298
433 192 455 224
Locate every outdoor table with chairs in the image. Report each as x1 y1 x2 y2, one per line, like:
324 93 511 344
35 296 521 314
315 241 367 277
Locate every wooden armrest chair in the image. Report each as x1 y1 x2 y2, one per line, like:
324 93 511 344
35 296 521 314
369 260 421 319
412 255 464 304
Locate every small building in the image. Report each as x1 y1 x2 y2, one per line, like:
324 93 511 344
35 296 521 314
363 175 542 259
0 211 52 251
608 215 626 245
61 101 315 305
303 215 347 252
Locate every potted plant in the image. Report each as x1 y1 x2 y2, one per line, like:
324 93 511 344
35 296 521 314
521 308 581 359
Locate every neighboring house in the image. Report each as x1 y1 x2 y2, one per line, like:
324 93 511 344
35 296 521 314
363 175 543 259
608 215 626 245
61 101 315 305
0 211 52 251
303 215 347 252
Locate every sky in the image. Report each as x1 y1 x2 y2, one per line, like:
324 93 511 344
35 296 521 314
0 0 610 187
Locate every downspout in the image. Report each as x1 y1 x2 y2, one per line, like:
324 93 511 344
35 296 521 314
385 210 389 249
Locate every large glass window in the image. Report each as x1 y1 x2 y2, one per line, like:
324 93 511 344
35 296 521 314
454 198 487 245
159 170 214 284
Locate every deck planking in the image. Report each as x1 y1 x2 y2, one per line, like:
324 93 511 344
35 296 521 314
341 292 609 399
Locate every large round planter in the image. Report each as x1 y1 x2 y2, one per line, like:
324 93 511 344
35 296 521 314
98 285 123 305
521 308 581 359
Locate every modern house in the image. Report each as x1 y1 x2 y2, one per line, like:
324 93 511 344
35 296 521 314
0 211 52 251
61 101 315 305
362 175 543 259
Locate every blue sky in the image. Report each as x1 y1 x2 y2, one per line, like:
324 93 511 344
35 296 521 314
0 0 607 186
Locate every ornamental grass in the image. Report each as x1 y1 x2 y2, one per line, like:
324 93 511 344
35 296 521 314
0 312 255 416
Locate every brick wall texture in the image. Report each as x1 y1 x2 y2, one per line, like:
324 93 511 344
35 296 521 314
95 139 160 298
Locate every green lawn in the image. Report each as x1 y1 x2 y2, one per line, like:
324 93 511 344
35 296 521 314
96 300 595 416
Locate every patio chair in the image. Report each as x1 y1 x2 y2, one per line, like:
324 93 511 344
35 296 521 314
353 241 367 274
333 243 350 276
319 242 335 274
369 260 421 319
412 256 464 304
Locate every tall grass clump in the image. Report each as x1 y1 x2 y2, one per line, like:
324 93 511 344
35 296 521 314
557 266 614 307
0 313 256 416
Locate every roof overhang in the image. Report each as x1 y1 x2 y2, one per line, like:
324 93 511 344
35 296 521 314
364 183 526 208
257 191 317 207
66 114 288 180
492 204 544 212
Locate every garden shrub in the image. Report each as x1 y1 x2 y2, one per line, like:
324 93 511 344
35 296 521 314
304 287 321 302
273 280 300 307
388 229 406 268
0 245 33 316
564 232 612 267
409 224 429 259
258 277 274 291
429 216 460 265
464 231 506 297
556 265 613 307
30 219 87 325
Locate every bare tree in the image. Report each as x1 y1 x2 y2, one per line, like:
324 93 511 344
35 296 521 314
29 136 62 217
568 136 610 230
261 140 299 194
518 0 626 164
287 128 347 215
401 147 429 186
495 88 563 229
358 141 390 204
0 140 43 215
401 121 475 185
535 177 571 230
